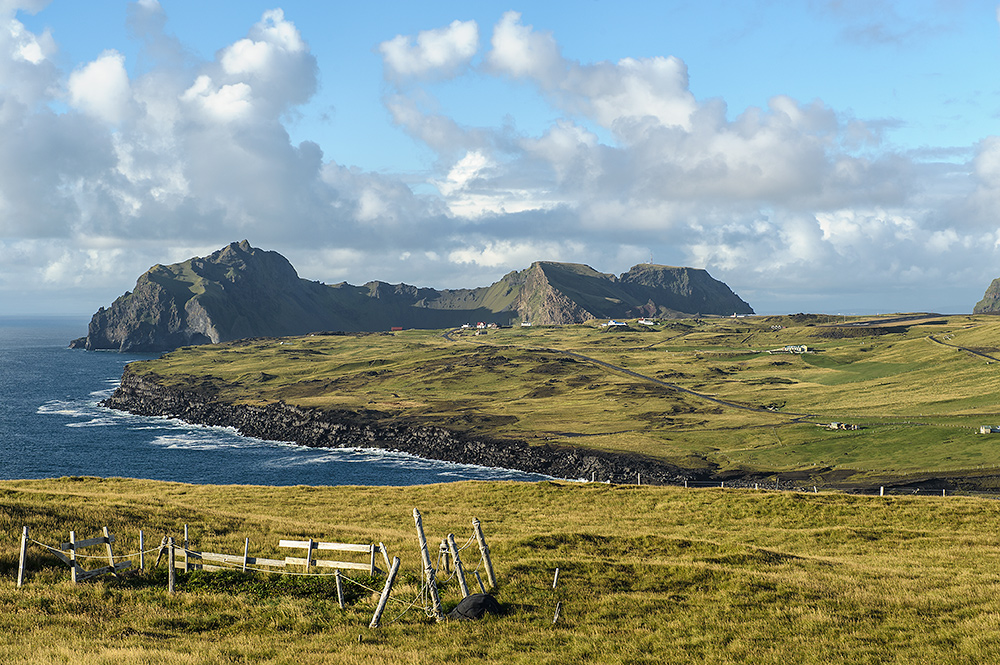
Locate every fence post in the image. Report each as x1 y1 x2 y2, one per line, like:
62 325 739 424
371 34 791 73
439 539 451 575
552 567 560 589
167 537 176 594
880 486 885 497
69 531 78 584
242 538 250 572
102 526 117 577
370 556 401 628
413 509 444 621
447 533 470 598
139 530 145 571
183 524 190 572
304 539 315 573
17 526 28 587
472 517 496 589
379 542 391 571
335 569 345 609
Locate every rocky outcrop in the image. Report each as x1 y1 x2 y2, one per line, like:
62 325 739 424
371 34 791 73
73 241 754 351
974 279 1000 314
103 367 703 485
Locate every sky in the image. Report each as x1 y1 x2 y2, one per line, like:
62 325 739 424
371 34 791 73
2 1 1000 317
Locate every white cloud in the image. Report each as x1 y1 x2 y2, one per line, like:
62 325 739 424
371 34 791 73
2 6 1000 316
380 19 478 79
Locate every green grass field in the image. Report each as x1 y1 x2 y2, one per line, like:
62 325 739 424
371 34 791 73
123 314 1000 484
6 477 1000 663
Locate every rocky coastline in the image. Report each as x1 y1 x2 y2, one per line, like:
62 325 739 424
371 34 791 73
102 366 707 485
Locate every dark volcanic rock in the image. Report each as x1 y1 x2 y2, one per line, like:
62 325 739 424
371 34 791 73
74 241 755 352
103 367 702 485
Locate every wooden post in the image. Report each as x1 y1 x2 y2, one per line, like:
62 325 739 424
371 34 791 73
637 473 641 486
102 526 118 577
304 539 315 573
754 483 759 490
474 570 486 594
813 486 818 494
553 601 562 624
472 517 496 589
167 537 176 594
379 542 391 572
139 530 145 571
447 533 470 599
880 486 885 497
335 570 345 610
183 524 190 572
413 509 444 621
242 538 250 572
17 526 28 587
942 489 946 497
552 567 560 589
684 479 688 489
370 556 401 628
369 543 376 576
720 481 725 489
69 531 78 584
439 540 451 575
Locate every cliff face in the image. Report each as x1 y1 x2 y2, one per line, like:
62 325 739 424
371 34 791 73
72 241 754 351
103 367 699 485
974 279 1000 314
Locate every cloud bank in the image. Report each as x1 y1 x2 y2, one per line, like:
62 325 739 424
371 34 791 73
0 3 996 315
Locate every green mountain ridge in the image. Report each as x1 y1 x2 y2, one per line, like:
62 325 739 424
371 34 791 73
72 240 753 351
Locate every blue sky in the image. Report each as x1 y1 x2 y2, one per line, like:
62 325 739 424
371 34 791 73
3 1 1000 316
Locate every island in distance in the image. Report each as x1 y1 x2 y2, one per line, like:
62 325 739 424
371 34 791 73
71 240 754 352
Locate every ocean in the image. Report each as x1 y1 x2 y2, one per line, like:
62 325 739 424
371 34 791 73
0 316 547 486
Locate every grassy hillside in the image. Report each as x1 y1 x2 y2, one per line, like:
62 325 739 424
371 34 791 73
5 477 1000 663
124 314 1000 485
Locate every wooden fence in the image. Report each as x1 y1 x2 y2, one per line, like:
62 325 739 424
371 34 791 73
173 536 391 577
18 526 132 586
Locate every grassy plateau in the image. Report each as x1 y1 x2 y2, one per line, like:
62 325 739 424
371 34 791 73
127 313 1000 486
7 477 1000 664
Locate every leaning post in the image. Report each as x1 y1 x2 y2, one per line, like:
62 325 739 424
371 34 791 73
370 556 402 628
472 517 497 589
413 509 444 621
447 533 470 598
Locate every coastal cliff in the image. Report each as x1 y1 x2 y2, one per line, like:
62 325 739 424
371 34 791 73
103 366 701 485
73 240 753 352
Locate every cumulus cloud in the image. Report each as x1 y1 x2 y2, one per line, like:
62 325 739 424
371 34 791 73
2 5 999 316
372 11 1000 312
380 19 478 79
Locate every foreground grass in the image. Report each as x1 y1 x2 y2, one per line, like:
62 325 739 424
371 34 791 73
128 314 1000 479
5 477 1000 663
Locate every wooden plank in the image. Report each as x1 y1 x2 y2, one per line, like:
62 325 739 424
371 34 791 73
60 534 114 550
48 549 73 567
278 539 371 553
283 556 371 571
75 561 131 582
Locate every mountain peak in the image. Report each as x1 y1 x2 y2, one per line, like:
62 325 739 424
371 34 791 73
72 243 753 351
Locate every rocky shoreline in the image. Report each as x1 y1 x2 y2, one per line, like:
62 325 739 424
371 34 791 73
102 366 712 486
103 367 1000 493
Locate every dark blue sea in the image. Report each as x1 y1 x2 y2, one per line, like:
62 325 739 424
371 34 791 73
0 317 546 486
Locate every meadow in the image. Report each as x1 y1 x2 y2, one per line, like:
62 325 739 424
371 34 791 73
127 313 1000 486
5 477 1000 663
